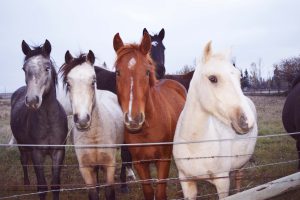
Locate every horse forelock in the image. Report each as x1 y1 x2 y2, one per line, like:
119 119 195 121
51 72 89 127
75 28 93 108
24 46 49 61
115 44 158 87
24 53 57 86
59 54 88 87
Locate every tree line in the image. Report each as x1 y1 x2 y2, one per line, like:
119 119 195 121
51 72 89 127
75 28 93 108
175 55 300 92
241 55 300 91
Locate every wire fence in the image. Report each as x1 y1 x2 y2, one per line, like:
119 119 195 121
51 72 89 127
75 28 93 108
0 131 299 199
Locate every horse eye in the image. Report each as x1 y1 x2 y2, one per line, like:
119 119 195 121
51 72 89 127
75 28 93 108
92 79 96 87
66 82 70 90
208 75 218 83
146 70 150 76
46 67 51 72
116 70 120 76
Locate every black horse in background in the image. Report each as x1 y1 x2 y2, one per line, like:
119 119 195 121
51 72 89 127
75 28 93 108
143 28 194 91
10 40 68 200
282 75 300 170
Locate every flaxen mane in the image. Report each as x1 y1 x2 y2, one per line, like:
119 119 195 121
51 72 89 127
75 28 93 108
59 54 87 87
115 44 158 87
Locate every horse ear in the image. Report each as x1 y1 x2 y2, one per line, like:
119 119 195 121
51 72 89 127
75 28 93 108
87 50 95 65
113 33 124 52
21 40 31 56
202 41 212 63
65 50 73 64
158 28 165 40
43 39 52 56
140 31 151 55
143 28 149 36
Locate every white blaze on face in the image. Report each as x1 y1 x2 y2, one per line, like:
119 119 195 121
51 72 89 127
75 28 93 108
128 77 134 121
128 57 136 70
151 41 158 47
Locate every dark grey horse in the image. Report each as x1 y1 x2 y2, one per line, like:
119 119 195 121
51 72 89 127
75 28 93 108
10 40 68 200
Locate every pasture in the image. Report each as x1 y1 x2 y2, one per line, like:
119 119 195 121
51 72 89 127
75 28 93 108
0 96 300 199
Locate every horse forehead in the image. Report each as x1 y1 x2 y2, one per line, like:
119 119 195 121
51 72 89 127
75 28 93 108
68 63 94 80
25 55 49 68
203 59 235 73
128 57 136 70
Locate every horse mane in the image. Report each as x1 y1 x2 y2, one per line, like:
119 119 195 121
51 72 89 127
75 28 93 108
115 44 157 87
59 54 87 87
292 74 300 88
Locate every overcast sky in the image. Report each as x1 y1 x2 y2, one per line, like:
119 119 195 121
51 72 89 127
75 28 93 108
1 0 300 92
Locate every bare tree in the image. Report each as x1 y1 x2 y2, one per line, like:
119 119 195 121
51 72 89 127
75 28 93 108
272 55 300 88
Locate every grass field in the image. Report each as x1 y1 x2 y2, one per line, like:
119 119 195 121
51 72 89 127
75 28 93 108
0 96 300 199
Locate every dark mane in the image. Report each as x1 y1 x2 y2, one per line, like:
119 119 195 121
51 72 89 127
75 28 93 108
292 74 300 88
115 44 157 86
59 54 87 86
24 45 49 61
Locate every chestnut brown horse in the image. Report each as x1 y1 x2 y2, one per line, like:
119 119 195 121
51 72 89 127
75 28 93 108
113 32 186 200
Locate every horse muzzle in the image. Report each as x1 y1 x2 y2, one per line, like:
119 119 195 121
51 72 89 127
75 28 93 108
231 113 252 135
74 113 91 131
124 112 145 133
25 95 41 110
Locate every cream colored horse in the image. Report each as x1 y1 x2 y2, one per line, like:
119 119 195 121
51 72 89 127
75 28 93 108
60 50 124 200
173 42 258 199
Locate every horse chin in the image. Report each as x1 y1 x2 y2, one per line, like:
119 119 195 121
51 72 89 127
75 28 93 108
26 103 41 110
231 122 250 135
75 124 91 132
125 124 143 134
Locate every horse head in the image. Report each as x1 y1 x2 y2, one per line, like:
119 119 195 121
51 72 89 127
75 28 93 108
60 50 96 131
21 40 56 110
113 32 157 132
143 28 165 79
193 41 255 135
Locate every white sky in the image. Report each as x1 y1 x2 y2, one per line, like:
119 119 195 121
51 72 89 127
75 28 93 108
0 0 300 92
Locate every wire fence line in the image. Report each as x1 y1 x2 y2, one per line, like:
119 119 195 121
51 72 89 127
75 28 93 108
2 131 300 148
0 159 299 199
1 132 299 199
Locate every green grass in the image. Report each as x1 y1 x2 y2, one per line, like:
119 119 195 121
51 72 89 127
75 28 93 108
0 96 300 199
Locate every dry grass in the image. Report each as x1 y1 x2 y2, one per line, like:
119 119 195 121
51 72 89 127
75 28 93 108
0 96 300 199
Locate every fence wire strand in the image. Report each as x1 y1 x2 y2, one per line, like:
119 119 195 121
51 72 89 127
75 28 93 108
0 159 299 199
0 131 299 199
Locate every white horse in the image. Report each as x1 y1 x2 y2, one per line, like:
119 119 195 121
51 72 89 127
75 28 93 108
173 41 258 199
59 50 124 200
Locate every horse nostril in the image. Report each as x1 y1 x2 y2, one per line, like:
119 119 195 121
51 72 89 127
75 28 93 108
35 96 39 104
239 114 249 131
139 113 145 125
74 114 79 123
124 112 130 125
25 96 29 104
86 114 90 122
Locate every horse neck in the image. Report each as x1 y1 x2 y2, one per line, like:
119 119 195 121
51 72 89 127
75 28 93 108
177 86 211 140
41 82 57 106
90 95 102 128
